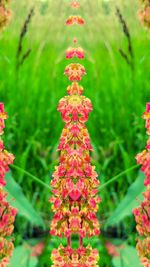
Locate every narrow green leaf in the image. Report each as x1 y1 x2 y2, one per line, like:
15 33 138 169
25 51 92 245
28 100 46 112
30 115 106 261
5 172 45 227
11 164 51 190
106 171 145 226
119 144 131 183
99 165 139 191
9 245 38 267
112 245 142 267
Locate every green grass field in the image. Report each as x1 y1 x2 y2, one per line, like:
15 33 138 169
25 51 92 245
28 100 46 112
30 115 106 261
0 0 150 266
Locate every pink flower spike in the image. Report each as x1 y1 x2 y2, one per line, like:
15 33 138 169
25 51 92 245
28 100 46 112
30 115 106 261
50 3 100 265
0 187 17 265
133 103 150 266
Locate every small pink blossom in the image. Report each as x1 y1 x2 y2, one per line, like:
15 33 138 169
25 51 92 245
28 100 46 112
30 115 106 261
0 4 11 32
65 16 85 26
70 1 80 9
66 47 84 59
64 63 86 82
139 4 150 29
58 95 92 124
105 241 120 257
31 242 45 257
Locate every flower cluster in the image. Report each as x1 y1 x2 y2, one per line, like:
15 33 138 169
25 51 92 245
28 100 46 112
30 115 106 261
51 245 99 267
66 16 85 26
139 0 150 29
66 47 84 59
0 103 17 266
64 63 86 81
0 0 11 32
67 82 83 95
50 2 100 266
58 95 92 123
133 103 150 267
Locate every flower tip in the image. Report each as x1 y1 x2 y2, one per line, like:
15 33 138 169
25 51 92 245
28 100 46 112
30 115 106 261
146 102 150 112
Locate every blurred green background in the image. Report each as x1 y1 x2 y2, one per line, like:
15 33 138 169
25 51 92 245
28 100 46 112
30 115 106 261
0 0 150 266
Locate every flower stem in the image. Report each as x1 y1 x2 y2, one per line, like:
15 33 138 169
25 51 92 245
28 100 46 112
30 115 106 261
68 237 71 247
80 236 83 247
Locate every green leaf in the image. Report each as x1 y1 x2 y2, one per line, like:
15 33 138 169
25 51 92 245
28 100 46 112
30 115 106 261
119 144 132 183
11 164 51 190
9 245 38 267
99 165 139 191
5 172 45 227
106 171 145 226
112 245 142 267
